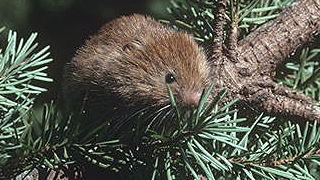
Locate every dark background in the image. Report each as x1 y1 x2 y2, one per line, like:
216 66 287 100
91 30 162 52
0 0 171 102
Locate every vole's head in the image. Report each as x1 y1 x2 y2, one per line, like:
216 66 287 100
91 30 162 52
124 32 210 109
72 15 211 110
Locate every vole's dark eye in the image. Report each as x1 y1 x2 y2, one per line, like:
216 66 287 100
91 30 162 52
165 73 176 84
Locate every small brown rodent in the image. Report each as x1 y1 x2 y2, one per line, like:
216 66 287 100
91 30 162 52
64 14 211 121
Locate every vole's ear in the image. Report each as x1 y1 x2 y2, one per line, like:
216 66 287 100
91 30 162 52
122 39 143 52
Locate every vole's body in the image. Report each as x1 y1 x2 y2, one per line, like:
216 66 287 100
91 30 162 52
64 14 210 118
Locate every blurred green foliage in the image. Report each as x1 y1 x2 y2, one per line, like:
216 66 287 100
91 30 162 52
0 0 30 32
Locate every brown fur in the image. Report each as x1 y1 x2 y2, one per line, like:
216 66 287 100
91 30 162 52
64 14 210 110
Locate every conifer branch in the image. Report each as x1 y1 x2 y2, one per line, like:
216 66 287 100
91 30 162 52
3 0 320 179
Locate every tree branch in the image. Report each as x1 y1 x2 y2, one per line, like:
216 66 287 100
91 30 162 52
209 0 320 121
236 0 320 75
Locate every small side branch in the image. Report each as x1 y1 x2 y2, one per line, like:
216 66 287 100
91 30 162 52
211 0 227 59
230 147 320 167
240 83 320 121
226 0 239 62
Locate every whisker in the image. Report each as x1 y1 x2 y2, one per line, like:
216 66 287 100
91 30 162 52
146 104 171 131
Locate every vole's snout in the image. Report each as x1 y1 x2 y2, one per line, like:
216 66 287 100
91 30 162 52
180 90 202 109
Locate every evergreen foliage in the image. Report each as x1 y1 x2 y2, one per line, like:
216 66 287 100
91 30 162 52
1 0 320 179
0 28 53 178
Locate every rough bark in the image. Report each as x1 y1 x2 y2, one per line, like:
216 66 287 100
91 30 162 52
211 0 320 121
236 0 320 75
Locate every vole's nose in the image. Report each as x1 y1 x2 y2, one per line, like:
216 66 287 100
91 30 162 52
181 90 201 109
